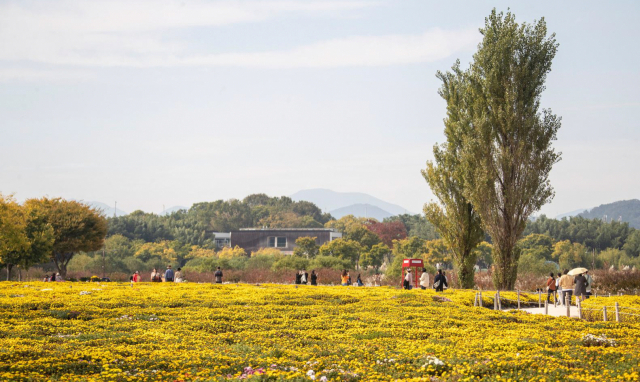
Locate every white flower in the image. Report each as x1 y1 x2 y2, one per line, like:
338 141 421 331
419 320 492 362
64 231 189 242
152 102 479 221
319 377 328 382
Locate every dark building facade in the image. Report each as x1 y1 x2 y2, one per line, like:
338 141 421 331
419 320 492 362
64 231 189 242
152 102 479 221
229 228 342 255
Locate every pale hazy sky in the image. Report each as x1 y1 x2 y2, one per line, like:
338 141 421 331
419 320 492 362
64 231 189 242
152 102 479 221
1 0 639 217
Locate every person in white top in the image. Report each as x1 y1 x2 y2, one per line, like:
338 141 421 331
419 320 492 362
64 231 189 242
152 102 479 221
419 268 430 290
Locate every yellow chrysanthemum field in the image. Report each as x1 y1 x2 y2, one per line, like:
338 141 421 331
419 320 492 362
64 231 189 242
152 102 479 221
1 282 639 381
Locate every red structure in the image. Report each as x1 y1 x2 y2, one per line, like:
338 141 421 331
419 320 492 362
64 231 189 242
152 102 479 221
402 258 424 288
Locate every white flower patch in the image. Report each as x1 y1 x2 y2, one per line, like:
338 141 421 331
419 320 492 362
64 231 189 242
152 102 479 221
79 291 91 296
421 355 445 368
582 333 617 347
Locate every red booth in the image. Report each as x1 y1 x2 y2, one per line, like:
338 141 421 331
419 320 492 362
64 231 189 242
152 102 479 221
402 258 424 289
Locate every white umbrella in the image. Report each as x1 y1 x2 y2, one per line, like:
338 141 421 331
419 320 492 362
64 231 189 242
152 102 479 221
568 267 588 276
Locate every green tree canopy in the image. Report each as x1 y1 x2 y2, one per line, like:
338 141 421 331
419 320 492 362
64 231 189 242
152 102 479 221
448 10 561 289
25 198 107 277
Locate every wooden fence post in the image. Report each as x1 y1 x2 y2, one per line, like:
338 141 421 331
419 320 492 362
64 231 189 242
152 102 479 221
474 293 478 307
603 306 608 322
566 298 570 317
498 291 502 310
538 290 542 308
479 291 483 308
577 299 582 319
494 292 498 310
615 302 620 322
608 293 611 298
594 290 597 298
544 300 548 315
517 290 521 310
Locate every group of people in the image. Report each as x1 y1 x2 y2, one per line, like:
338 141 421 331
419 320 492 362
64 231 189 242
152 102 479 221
131 265 225 283
294 270 318 285
145 266 183 282
339 270 364 286
546 269 594 305
403 268 449 291
43 273 63 282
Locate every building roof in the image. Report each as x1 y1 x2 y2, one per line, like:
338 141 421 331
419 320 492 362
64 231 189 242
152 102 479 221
237 228 338 232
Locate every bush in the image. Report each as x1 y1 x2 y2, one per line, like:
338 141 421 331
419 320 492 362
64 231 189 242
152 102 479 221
518 252 558 276
247 254 282 270
308 255 351 271
271 256 309 271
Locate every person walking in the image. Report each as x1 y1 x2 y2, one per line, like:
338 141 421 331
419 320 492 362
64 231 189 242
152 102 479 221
558 269 574 306
175 268 183 283
341 270 349 286
420 268 430 290
150 268 159 282
310 270 318 286
356 274 364 287
546 273 557 303
132 271 140 283
433 269 447 292
574 272 589 302
556 272 563 305
585 270 594 299
164 265 175 282
301 270 308 285
214 267 223 284
347 271 352 286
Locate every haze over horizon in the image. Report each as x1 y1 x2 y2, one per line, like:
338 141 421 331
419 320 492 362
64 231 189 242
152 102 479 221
2 1 639 218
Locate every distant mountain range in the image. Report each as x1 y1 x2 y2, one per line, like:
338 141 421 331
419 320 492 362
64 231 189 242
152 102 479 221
290 189 414 220
85 201 128 218
578 199 640 229
329 203 394 221
555 209 587 219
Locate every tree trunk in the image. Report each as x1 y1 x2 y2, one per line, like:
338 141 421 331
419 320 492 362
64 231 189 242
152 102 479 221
456 263 475 290
6 265 11 281
53 252 70 278
492 245 520 290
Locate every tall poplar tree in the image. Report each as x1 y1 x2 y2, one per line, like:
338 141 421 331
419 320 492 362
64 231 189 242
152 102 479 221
459 10 561 289
423 64 484 289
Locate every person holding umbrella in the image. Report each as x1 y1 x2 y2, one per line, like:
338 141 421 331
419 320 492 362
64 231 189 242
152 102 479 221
569 267 589 302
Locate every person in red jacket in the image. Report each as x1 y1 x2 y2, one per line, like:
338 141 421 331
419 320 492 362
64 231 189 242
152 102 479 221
132 271 140 283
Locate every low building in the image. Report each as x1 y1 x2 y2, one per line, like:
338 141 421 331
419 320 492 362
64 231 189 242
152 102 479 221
229 228 342 255
211 232 231 249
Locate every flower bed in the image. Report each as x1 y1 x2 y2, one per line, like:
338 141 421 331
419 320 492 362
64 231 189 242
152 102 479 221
0 282 639 381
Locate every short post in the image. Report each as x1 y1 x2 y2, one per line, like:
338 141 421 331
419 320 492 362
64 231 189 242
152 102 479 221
608 293 611 298
615 302 620 322
494 292 498 310
517 290 521 310
566 298 570 317
474 293 478 307
577 299 582 319
497 291 502 310
603 306 608 322
594 290 597 298
544 300 548 315
538 290 542 308
479 291 483 308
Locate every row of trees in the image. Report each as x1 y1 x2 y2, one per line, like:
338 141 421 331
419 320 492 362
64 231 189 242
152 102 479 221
424 10 562 289
107 194 334 247
0 195 107 278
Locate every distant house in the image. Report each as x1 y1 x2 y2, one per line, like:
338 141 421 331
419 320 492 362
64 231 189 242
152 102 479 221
212 232 231 249
229 228 342 255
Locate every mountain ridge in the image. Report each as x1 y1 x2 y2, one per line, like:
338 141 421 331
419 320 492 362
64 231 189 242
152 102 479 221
290 188 414 216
